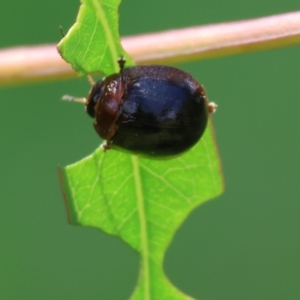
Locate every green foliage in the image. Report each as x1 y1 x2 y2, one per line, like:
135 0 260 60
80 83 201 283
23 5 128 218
61 124 222 299
58 0 224 299
57 0 134 75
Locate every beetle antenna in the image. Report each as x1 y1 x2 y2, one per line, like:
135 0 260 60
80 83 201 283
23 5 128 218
118 55 126 84
87 75 96 86
59 26 65 37
62 95 86 104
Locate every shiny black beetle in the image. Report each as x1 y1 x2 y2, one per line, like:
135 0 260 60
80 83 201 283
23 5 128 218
84 58 216 157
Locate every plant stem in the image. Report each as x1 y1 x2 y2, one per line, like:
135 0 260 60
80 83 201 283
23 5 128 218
0 11 299 87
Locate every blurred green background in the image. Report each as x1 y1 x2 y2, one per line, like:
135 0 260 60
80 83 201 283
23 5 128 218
0 1 299 299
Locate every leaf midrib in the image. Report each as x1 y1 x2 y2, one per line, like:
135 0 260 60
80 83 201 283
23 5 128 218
131 155 150 300
91 0 119 72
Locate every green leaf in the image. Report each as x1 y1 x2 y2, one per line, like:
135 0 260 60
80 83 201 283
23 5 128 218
57 0 224 299
57 0 134 75
60 122 223 300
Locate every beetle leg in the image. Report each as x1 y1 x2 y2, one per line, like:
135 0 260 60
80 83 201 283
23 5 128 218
117 56 126 73
208 102 218 113
101 141 111 152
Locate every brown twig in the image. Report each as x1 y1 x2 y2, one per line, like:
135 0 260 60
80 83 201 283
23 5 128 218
0 11 299 87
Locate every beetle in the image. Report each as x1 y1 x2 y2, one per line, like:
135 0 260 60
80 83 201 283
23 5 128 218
64 58 216 157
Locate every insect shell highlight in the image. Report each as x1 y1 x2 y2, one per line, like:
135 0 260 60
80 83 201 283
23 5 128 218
85 60 216 158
